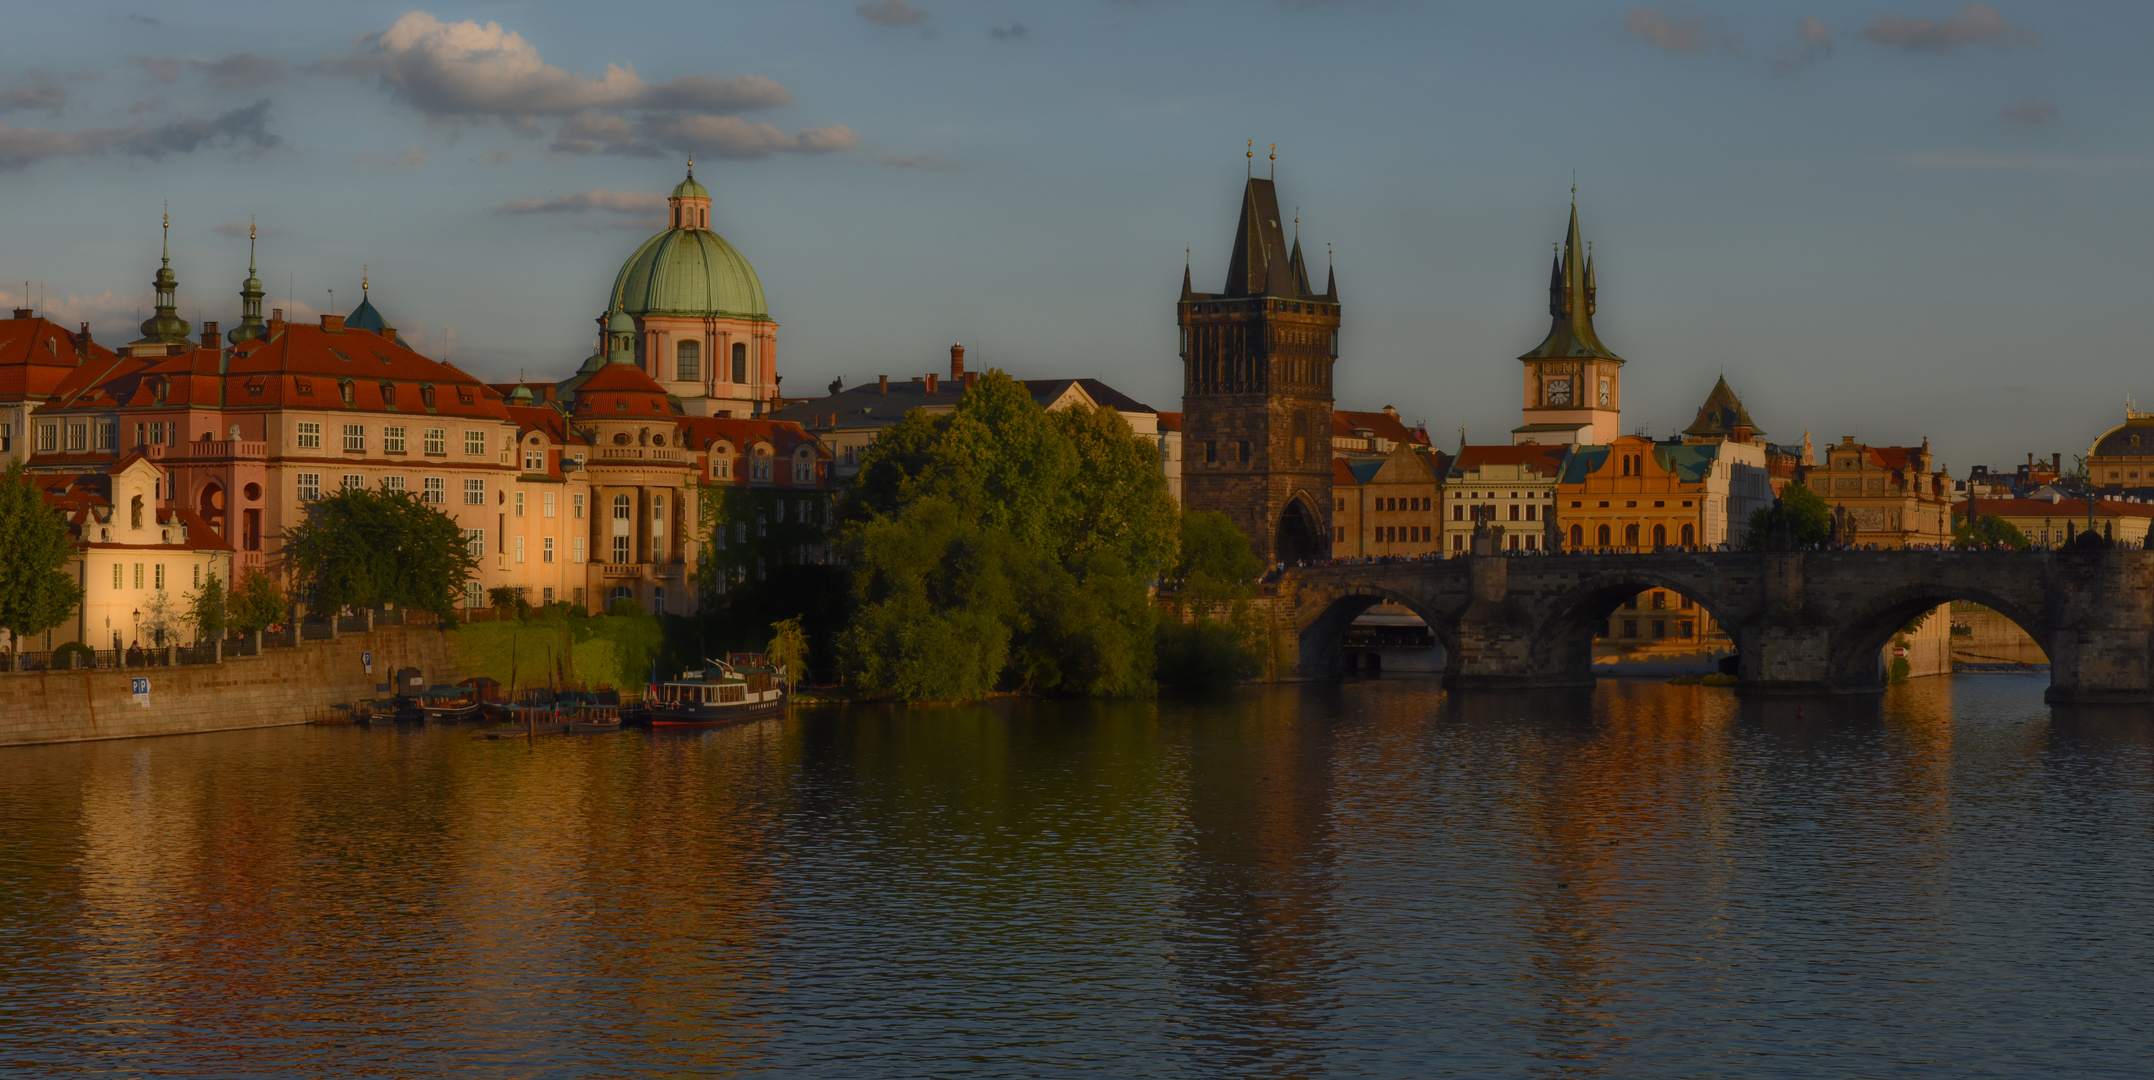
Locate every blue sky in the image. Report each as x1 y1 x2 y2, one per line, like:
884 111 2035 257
1 1 2145 470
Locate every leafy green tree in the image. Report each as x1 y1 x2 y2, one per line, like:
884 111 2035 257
226 568 285 635
1173 511 1263 602
838 498 1017 702
1745 484 1836 548
1952 513 2031 550
282 487 480 623
186 570 227 642
766 616 808 688
1051 404 1178 576
1157 511 1265 690
0 460 83 651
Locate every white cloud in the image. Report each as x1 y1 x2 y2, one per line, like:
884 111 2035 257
859 0 931 26
1865 3 2036 52
1625 4 1740 53
0 100 281 172
1772 17 1833 75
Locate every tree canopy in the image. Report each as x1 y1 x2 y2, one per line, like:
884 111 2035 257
1953 513 2031 551
282 487 479 623
836 370 1179 701
1745 484 1836 548
0 461 83 649
227 568 285 635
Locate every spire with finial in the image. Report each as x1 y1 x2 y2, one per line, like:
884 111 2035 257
1518 188 1621 363
136 204 192 346
228 215 267 345
669 158 711 229
1269 143 1276 180
1246 139 1253 176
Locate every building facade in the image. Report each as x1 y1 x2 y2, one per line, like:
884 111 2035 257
1557 435 1755 551
1177 173 1339 564
1798 435 1953 547
1441 444 1570 554
1331 445 1447 558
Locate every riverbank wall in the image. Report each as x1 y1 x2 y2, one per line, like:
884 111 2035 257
0 626 455 748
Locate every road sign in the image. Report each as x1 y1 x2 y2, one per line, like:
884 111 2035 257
363 650 372 674
1891 646 1909 658
131 677 149 706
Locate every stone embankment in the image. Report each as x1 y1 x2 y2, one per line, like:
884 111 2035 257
0 626 454 748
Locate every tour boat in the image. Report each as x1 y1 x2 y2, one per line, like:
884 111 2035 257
418 684 481 722
645 655 788 727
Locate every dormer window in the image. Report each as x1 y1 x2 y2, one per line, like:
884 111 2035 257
295 380 313 396
379 382 397 408
421 384 436 408
456 386 475 405
339 380 355 407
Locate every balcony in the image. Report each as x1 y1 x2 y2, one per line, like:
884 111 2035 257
594 447 685 462
236 551 266 571
600 563 642 578
147 440 266 462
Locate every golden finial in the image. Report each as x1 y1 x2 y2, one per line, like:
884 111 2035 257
1246 140 1253 176
362 263 369 294
248 215 256 241
1269 143 1276 179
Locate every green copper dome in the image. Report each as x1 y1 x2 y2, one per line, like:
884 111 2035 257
609 226 768 320
671 171 710 200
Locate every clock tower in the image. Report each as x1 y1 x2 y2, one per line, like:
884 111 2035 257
1513 197 1624 445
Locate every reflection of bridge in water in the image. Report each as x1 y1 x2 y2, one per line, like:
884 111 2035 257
1281 549 2154 701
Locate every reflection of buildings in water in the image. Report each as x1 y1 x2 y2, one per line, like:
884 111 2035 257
1594 588 1730 673
1164 686 1342 1073
1341 601 1442 673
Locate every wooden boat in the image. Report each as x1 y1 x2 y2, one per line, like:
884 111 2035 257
567 706 621 733
645 655 788 727
418 684 480 722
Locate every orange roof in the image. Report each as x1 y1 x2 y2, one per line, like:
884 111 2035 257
569 363 679 418
1954 498 2154 519
1157 411 1182 433
679 415 824 456
1331 458 1361 487
1450 444 1569 476
1332 409 1428 446
0 316 113 402
505 404 580 444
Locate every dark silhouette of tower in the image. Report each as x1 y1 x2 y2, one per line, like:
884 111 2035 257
1178 172 1339 564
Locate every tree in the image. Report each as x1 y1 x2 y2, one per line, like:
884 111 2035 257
186 570 227 643
838 497 1015 702
226 568 285 635
1173 511 1263 601
766 616 808 689
1745 484 1835 548
0 460 82 651
282 487 480 623
1952 513 2031 551
1157 512 1265 690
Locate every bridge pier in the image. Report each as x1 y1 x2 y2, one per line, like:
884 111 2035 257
1443 555 1595 690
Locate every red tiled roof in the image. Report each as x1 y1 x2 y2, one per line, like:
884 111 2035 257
1332 409 1428 446
571 363 679 417
1157 411 1182 433
505 404 580 444
678 415 824 456
1331 457 1361 486
1450 444 1568 475
0 317 113 401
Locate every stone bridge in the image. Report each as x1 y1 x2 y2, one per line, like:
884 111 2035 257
1278 549 2154 702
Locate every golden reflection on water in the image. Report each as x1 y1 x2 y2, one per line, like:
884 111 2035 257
3 675 2150 1078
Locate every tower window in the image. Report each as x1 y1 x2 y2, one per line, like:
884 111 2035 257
732 342 748 384
676 339 700 382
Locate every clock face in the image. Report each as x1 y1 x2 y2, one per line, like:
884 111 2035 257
1546 377 1572 406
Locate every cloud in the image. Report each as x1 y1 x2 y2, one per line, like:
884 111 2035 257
2001 98 2058 125
553 111 857 160
198 52 285 90
211 222 285 239
1625 4 1740 53
1864 3 2036 52
882 152 953 169
0 99 282 171
129 98 162 114
472 148 514 165
492 189 663 215
1772 17 1833 75
990 23 1027 41
859 0 931 26
633 73 791 112
135 56 183 84
392 144 427 167
1 79 67 115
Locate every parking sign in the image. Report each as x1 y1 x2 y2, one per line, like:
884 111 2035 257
131 677 149 706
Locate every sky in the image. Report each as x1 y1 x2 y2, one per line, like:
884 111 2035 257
1 1 2147 472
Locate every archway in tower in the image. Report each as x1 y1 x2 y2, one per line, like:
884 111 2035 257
198 483 226 538
1276 495 1324 565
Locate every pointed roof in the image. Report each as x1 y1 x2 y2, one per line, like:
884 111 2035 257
1682 375 1764 439
1221 178 1305 299
1518 200 1622 363
344 293 408 347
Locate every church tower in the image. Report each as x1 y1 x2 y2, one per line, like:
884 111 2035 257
1513 196 1625 445
1178 166 1339 564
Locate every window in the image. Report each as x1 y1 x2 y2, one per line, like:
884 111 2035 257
1570 525 1583 549
543 537 555 563
465 580 484 609
343 424 365 452
94 422 116 450
513 536 525 563
1597 524 1612 546
134 563 143 589
295 381 312 396
36 425 55 452
382 476 405 494
0 423 10 452
64 423 85 451
464 479 485 505
423 477 444 504
380 382 397 409
572 536 586 563
523 447 544 472
542 587 554 604
612 534 631 563
424 428 446 455
340 381 355 407
464 430 486 455
1623 619 1639 638
464 528 485 558
732 341 748 383
193 565 201 588
676 339 700 382
514 491 525 517
1681 524 1695 546
1652 620 1667 640
342 474 364 491
297 422 321 449
384 426 406 454
752 447 772 481
613 494 631 520
155 564 165 590
297 473 321 501
543 491 557 518
1624 524 1640 547
714 450 732 479
1679 620 1695 639
112 563 121 589
572 493 585 519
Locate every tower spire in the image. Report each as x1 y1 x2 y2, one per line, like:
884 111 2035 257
229 215 268 345
136 205 191 346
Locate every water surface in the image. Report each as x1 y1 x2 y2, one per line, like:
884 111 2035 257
1 676 2148 1077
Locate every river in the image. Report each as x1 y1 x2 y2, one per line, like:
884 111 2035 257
1 676 2148 1078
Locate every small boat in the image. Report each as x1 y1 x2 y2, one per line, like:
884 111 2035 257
311 703 364 725
418 684 480 722
646 654 788 727
568 707 621 733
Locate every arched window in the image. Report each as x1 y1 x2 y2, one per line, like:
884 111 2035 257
613 494 631 520
608 585 632 608
652 587 666 615
1625 523 1641 548
732 342 748 384
794 447 814 483
1570 524 1584 549
1597 524 1611 547
1652 524 1667 548
675 340 700 382
713 443 732 479
340 380 355 406
1681 524 1696 546
752 444 772 481
131 494 144 530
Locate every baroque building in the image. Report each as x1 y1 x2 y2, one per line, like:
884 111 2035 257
1514 197 1625 446
1178 171 1339 563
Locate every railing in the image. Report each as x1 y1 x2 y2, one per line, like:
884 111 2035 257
594 447 685 462
236 551 266 571
147 440 267 461
600 564 641 578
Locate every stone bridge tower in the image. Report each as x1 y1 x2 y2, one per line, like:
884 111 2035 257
1178 168 1339 564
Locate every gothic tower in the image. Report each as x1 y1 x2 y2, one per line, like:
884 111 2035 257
1178 171 1339 564
1513 195 1625 445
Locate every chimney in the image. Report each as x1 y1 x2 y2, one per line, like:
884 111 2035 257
320 314 345 333
379 325 397 344
926 372 939 394
1382 405 1398 418
964 371 978 390
74 323 92 364
200 322 220 348
950 342 966 382
2053 452 2062 475
269 308 285 334
878 375 888 394
10 307 31 320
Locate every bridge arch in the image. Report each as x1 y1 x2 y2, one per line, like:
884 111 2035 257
1294 582 1453 679
1824 581 2050 691
1527 565 1749 684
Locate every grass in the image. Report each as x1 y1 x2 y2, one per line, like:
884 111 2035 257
452 614 658 692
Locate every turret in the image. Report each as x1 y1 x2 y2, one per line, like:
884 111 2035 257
227 218 267 345
135 210 192 346
668 158 712 231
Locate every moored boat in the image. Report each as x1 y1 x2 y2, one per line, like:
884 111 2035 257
418 685 480 722
646 655 788 727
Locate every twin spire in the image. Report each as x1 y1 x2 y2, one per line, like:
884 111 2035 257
1519 194 1621 363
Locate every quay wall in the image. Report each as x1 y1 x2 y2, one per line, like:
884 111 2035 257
0 626 455 748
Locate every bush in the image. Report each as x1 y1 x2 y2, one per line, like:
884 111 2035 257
52 641 95 668
1156 616 1262 691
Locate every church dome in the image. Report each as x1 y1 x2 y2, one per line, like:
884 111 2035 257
609 225 768 320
